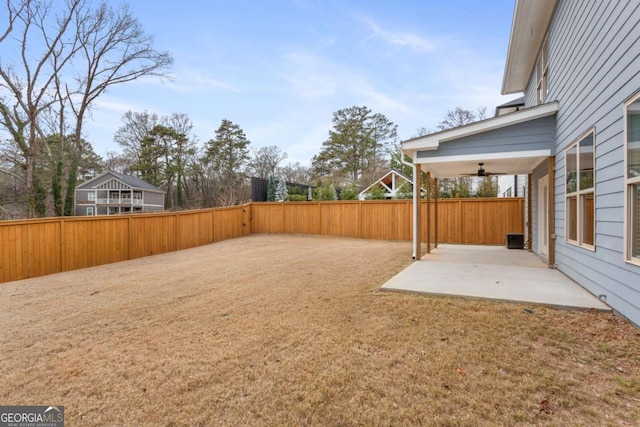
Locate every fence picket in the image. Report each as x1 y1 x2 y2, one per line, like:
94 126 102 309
0 199 523 284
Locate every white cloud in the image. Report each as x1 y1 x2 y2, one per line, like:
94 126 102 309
192 76 242 93
91 96 144 115
348 80 412 114
135 67 242 94
280 49 412 116
360 17 435 53
281 51 338 100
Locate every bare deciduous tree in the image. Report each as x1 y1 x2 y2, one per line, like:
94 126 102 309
437 106 487 130
0 0 84 216
435 106 488 198
247 145 287 179
278 161 311 185
61 2 173 215
0 0 173 217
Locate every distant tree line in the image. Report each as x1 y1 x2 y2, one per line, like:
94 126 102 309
0 1 496 219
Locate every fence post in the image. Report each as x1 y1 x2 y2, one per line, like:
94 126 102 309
458 199 463 243
358 201 363 239
242 203 249 236
59 218 64 273
174 213 179 251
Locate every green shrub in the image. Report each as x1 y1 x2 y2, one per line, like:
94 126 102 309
340 183 359 200
365 185 387 200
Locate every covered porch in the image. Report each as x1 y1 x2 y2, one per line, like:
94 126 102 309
402 102 559 266
393 101 612 310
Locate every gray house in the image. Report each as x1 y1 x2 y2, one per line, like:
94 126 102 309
402 0 640 326
75 171 165 216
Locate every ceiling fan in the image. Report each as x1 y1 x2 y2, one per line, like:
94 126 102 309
462 163 507 177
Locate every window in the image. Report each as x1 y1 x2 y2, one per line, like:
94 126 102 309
88 192 96 201
565 129 595 248
536 35 550 105
86 206 94 216
625 93 640 263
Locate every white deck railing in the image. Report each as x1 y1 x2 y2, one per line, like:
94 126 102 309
95 198 144 205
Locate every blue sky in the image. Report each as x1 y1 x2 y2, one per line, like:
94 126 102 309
85 0 517 165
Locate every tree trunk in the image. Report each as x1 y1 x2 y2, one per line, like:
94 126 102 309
63 159 78 216
176 169 183 209
52 159 64 216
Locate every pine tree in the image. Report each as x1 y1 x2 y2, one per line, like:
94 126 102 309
204 119 251 206
312 106 397 183
275 178 288 202
267 176 276 201
339 183 360 200
314 179 337 200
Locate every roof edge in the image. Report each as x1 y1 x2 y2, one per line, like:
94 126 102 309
402 101 558 152
501 0 558 95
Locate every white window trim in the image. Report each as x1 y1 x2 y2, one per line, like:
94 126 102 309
565 128 596 251
624 91 640 265
536 34 550 105
86 206 94 216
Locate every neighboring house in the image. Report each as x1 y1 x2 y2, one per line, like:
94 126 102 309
402 1 640 326
497 174 526 198
358 170 419 200
75 171 165 216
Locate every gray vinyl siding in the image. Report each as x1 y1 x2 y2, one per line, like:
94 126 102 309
545 0 640 325
75 190 94 204
524 71 537 108
74 205 95 216
416 115 555 159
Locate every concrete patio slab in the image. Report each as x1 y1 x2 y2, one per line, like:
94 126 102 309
381 244 611 311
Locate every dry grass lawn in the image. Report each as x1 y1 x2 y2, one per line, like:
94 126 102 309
1 234 639 426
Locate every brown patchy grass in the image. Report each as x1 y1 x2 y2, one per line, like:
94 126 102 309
1 234 639 426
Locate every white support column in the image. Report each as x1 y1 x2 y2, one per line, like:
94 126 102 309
412 163 422 259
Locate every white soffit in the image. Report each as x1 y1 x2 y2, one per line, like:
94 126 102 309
402 101 558 153
501 0 558 94
418 151 551 178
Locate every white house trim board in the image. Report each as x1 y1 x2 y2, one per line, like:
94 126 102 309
624 91 640 265
414 149 551 165
402 102 559 154
502 0 558 94
538 175 549 257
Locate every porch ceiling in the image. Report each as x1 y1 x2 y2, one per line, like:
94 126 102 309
415 152 549 178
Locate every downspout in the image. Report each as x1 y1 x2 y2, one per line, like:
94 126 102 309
401 151 419 259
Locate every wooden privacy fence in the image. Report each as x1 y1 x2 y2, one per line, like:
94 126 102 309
0 198 523 284
250 198 524 244
0 206 249 284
